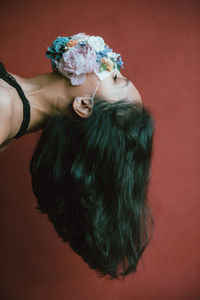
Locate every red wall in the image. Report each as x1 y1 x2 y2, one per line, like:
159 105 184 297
0 0 199 299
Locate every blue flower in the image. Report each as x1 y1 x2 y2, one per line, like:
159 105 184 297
46 36 71 60
116 56 124 70
96 46 113 62
51 58 57 72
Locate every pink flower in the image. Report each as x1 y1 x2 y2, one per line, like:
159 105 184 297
61 44 98 85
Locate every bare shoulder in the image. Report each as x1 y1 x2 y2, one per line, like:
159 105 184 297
0 85 13 144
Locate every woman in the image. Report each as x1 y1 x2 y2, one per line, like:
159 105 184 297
0 34 142 151
2 33 154 280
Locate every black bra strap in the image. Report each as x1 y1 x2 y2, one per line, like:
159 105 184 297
0 62 31 139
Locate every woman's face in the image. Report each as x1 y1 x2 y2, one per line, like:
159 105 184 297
92 69 142 104
71 70 142 118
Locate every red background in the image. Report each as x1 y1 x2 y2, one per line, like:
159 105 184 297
0 0 199 299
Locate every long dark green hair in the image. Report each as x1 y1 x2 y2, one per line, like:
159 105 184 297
30 98 154 280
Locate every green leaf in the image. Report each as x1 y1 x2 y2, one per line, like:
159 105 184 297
99 64 107 72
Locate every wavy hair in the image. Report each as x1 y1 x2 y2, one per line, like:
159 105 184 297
30 98 154 280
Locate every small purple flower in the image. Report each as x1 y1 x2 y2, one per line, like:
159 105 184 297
61 44 98 85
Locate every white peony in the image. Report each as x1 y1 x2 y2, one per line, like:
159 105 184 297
107 51 120 60
87 36 105 52
71 33 89 42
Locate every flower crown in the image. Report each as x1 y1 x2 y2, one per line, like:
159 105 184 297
46 33 124 85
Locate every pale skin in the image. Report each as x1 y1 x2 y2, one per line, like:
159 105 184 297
0 69 142 152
